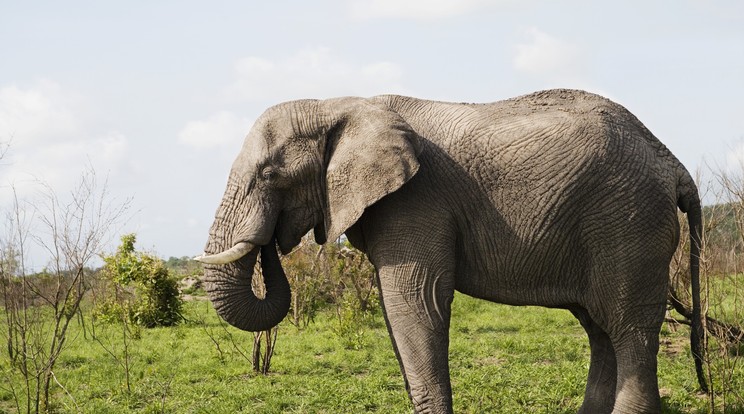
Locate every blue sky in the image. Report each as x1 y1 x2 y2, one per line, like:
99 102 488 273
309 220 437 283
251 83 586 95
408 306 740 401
1 0 743 267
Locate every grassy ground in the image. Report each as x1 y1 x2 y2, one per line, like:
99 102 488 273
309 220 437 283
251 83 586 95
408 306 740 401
1 293 740 413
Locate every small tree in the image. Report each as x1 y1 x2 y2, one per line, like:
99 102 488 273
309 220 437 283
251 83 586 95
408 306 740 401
669 166 744 411
282 237 327 328
99 234 182 328
0 169 129 413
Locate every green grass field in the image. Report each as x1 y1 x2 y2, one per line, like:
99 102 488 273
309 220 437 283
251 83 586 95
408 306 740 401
1 293 740 413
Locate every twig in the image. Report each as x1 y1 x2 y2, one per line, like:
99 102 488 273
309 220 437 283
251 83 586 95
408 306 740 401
51 369 79 412
670 288 744 344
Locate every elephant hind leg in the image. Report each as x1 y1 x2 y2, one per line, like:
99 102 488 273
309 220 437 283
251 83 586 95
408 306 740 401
608 322 664 414
587 265 667 414
611 272 667 413
573 302 664 414
571 307 617 414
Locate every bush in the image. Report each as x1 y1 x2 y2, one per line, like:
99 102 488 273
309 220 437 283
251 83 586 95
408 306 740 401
98 234 183 327
281 238 378 329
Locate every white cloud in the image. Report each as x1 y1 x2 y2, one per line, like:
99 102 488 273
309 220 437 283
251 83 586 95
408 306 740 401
227 47 407 102
178 111 251 149
513 27 581 76
349 0 497 20
2 131 129 197
0 81 130 197
0 79 80 144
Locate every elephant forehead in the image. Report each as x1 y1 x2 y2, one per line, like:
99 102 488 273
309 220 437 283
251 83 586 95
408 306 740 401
244 114 297 155
233 139 267 168
233 122 279 165
226 148 266 185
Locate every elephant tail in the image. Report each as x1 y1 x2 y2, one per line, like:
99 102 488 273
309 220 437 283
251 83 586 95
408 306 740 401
676 171 709 392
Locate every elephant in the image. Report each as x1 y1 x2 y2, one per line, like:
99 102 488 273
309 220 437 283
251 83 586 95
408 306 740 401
195 89 705 414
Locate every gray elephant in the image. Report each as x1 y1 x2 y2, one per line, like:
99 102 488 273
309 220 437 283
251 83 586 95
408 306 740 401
195 89 705 414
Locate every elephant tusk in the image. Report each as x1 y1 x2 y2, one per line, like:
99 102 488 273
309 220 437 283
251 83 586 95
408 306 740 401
193 241 256 264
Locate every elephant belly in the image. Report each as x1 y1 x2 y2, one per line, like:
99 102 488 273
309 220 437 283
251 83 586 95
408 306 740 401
453 226 586 308
455 266 585 308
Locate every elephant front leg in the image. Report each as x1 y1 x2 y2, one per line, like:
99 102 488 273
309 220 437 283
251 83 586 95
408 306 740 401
376 264 456 414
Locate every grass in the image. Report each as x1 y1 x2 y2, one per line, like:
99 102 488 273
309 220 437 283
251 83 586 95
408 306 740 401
1 293 740 413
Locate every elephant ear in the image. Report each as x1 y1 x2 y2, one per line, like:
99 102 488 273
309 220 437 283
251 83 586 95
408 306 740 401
319 99 422 243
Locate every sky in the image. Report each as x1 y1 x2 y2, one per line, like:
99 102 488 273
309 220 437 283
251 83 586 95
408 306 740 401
1 0 743 268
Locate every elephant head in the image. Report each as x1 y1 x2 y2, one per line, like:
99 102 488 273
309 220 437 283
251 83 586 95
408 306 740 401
195 97 422 331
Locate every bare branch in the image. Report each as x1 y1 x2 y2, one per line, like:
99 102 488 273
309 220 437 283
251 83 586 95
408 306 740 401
0 165 131 411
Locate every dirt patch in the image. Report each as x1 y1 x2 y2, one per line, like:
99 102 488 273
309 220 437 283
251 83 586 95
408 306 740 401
182 294 209 301
660 336 687 357
477 356 505 367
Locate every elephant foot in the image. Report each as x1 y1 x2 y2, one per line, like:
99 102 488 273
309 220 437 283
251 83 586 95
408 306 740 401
610 374 661 414
411 384 453 414
578 397 614 414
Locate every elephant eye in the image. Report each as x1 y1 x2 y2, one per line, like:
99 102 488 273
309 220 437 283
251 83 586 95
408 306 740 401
261 167 278 180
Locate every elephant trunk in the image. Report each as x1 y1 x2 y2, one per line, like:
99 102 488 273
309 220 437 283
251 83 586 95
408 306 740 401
202 238 291 332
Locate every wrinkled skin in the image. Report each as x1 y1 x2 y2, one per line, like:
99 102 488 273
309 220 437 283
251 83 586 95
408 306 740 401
199 90 704 414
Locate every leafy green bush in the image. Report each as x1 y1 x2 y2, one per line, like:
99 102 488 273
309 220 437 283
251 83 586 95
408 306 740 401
332 290 380 350
98 234 183 327
281 238 378 330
